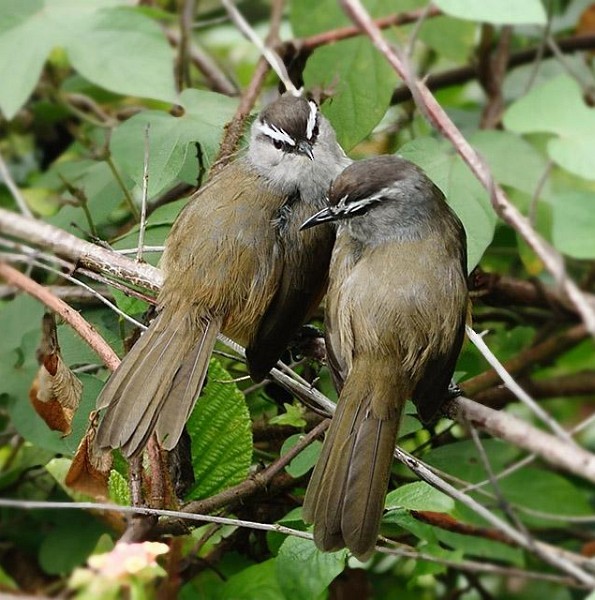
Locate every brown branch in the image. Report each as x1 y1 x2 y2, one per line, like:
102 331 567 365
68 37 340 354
391 34 595 104
165 28 238 96
462 324 589 396
472 269 579 316
0 208 162 292
0 262 120 371
411 510 516 547
182 419 329 516
446 395 595 484
478 25 512 129
176 0 196 92
474 370 595 409
0 283 113 304
287 6 441 53
153 419 328 535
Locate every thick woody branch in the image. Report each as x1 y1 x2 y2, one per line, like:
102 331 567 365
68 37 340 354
445 395 595 484
0 208 162 292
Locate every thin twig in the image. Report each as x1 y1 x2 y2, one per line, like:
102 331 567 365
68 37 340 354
0 149 33 218
0 262 119 371
0 499 585 588
182 420 329 515
176 0 196 91
221 0 298 95
136 124 150 263
165 28 238 96
292 6 442 53
466 326 577 445
391 447 595 585
2 253 146 331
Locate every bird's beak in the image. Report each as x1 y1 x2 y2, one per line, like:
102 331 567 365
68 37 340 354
300 206 337 230
296 140 315 161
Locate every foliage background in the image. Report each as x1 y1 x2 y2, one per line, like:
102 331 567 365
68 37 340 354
0 0 594 598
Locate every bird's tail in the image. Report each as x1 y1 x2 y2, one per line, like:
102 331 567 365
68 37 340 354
95 310 221 458
303 361 404 560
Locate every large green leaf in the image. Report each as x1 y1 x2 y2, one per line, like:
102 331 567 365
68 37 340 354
385 481 454 513
423 439 519 483
290 0 400 150
550 191 595 259
276 537 347 600
110 89 237 197
0 0 176 119
398 137 496 270
184 359 252 500
503 75 595 181
435 0 546 25
217 559 284 600
37 155 128 234
281 434 322 479
38 509 107 575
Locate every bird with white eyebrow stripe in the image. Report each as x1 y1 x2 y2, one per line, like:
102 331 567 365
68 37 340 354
95 93 351 459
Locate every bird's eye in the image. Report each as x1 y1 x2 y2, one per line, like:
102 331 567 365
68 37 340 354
312 124 319 137
273 139 284 150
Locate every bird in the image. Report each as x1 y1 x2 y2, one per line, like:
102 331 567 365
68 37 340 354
300 155 469 560
95 93 351 458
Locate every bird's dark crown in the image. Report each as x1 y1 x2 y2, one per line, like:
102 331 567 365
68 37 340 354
329 155 422 207
257 95 319 148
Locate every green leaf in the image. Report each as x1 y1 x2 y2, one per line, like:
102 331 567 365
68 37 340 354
65 6 177 104
423 439 519 483
0 294 44 352
47 160 124 232
503 75 595 181
111 288 149 317
39 509 106 574
0 0 176 120
434 0 546 25
385 481 454 513
108 469 131 505
496 468 592 524
184 359 252 500
270 402 307 428
280 434 322 478
217 559 284 600
398 137 496 270
290 0 398 150
550 191 595 259
418 16 477 63
276 537 347 600
110 89 237 196
0 0 58 119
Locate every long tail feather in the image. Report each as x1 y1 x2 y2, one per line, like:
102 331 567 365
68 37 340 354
95 311 219 457
303 363 403 560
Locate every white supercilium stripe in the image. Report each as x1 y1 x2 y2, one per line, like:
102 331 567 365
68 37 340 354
306 101 318 139
258 122 296 146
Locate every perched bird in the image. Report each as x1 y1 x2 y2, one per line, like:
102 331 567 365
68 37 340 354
301 155 469 560
95 94 351 458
